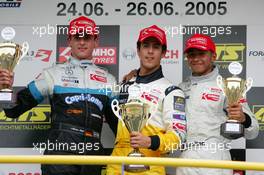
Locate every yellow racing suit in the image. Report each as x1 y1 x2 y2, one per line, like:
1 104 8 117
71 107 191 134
106 67 186 175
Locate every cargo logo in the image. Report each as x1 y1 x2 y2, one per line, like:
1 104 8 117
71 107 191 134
0 105 51 124
215 43 245 62
253 105 264 131
59 47 117 65
0 0 22 8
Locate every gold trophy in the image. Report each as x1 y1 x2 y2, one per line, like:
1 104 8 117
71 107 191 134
111 85 152 172
217 62 253 139
0 27 29 104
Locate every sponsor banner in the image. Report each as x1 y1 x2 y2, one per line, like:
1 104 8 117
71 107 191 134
0 0 262 26
0 100 51 147
59 47 117 65
247 25 264 87
246 87 264 148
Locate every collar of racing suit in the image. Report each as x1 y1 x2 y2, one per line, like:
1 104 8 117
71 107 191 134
68 56 94 68
189 65 218 83
136 66 164 84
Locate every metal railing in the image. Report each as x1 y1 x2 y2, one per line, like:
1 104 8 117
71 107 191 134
0 155 263 171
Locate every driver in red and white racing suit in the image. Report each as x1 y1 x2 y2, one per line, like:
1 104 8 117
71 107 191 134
176 34 259 175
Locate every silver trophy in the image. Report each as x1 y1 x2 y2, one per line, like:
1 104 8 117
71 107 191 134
217 62 253 139
0 27 29 104
111 84 156 172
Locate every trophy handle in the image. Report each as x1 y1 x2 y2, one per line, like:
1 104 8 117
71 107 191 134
243 77 253 97
20 42 29 60
216 75 225 96
111 99 125 126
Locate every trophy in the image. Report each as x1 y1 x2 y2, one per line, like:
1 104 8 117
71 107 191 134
217 62 253 139
111 85 155 172
0 27 29 105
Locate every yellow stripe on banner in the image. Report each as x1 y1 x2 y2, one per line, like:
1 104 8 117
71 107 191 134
0 156 263 171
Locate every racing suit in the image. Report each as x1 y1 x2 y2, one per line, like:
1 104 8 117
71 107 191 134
176 66 259 175
3 57 117 175
106 66 186 175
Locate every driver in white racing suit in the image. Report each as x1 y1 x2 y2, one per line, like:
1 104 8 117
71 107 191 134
0 16 117 175
176 34 259 175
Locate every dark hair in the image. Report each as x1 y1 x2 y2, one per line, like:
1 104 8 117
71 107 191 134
137 41 167 52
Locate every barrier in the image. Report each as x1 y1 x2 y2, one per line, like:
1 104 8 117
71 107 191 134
0 156 263 171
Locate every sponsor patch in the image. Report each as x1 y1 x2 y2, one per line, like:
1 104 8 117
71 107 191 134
94 70 106 76
66 109 83 115
173 114 186 120
210 87 222 93
172 122 186 131
90 74 107 83
61 77 79 84
173 96 185 112
65 94 103 111
64 66 74 75
202 93 220 101
141 92 158 104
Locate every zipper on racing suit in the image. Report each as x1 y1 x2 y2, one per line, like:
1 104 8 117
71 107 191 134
82 65 90 154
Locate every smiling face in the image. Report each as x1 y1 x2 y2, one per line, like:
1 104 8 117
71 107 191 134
137 37 166 75
185 48 216 76
68 34 98 60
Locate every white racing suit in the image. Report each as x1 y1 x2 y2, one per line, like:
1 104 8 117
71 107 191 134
106 66 187 175
176 66 259 175
3 57 117 175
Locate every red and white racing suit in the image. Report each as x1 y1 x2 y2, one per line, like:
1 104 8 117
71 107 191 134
176 66 259 175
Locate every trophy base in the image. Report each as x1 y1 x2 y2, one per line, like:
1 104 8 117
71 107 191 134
0 90 16 108
124 164 150 173
124 150 150 172
220 120 244 139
